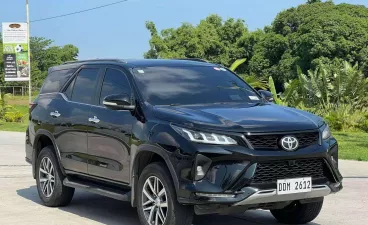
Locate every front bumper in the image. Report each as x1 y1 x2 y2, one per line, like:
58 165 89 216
192 181 342 215
174 137 342 210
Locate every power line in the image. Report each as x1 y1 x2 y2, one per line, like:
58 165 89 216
31 0 129 23
0 0 129 30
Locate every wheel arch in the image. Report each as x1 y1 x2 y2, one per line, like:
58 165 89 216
32 130 65 178
131 144 180 207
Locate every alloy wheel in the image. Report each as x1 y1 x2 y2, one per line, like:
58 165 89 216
142 176 168 225
38 157 55 197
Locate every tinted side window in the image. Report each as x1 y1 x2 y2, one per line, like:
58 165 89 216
99 69 131 105
71 68 100 104
63 77 75 99
40 68 76 94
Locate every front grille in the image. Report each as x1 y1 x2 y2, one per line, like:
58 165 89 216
246 132 319 150
252 159 327 184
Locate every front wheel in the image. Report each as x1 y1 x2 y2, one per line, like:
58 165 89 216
137 162 193 225
270 199 324 224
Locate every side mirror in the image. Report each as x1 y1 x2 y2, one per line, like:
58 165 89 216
258 90 274 103
103 94 135 110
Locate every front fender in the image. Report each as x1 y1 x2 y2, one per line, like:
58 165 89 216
130 143 189 207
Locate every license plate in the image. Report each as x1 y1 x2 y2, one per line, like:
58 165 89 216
277 177 312 195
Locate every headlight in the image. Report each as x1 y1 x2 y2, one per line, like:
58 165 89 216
172 125 237 145
322 124 331 140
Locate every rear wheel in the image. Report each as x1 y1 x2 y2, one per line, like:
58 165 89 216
137 162 194 225
270 199 324 224
36 146 74 207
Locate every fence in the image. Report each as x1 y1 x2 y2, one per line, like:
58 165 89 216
0 86 33 96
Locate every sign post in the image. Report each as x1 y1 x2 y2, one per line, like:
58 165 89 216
26 0 31 104
1 0 31 103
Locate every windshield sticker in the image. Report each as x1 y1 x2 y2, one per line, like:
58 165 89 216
249 96 260 101
220 68 227 71
213 67 221 71
137 69 145 74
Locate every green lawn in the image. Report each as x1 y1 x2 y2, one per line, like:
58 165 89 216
334 132 368 161
0 101 29 132
0 121 28 132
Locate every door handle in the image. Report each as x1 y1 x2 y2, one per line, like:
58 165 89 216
88 116 100 124
50 111 61 118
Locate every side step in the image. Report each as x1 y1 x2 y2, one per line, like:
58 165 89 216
63 177 131 202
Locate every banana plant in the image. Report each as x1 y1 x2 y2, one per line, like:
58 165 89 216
229 58 268 90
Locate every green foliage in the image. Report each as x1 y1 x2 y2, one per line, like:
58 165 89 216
0 92 11 119
229 58 268 90
278 61 368 132
230 58 247 72
268 76 286 105
284 61 368 111
145 3 368 88
3 106 25 122
240 75 268 90
145 15 249 67
270 1 368 83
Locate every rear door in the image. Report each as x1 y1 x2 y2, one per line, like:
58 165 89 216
56 66 102 174
87 66 135 184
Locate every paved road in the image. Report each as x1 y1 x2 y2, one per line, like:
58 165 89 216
0 131 367 225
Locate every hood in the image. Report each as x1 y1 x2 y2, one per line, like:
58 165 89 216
152 103 324 133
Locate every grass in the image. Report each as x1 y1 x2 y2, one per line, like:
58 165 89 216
334 132 368 161
0 121 28 132
0 96 30 132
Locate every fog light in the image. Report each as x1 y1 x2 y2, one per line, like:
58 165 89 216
196 193 236 198
196 166 205 177
194 154 212 181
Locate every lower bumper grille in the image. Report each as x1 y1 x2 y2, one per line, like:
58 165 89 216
252 159 328 184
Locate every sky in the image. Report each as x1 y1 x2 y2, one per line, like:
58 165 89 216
1 0 367 60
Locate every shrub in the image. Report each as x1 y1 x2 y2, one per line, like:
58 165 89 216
3 106 26 123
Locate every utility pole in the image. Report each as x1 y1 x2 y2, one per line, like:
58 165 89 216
26 0 32 104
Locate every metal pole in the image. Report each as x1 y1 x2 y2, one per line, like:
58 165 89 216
26 0 32 104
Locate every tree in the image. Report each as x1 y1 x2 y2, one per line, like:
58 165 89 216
144 14 249 67
145 2 368 89
271 1 368 80
307 0 322 4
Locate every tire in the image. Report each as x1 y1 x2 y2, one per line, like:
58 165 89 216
36 146 74 207
270 199 324 224
137 162 194 225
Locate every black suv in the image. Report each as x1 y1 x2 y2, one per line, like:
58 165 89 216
26 59 342 225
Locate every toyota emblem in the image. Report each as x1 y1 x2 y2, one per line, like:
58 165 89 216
280 136 299 151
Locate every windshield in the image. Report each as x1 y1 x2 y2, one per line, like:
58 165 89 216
132 66 262 106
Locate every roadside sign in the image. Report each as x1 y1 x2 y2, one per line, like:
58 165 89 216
2 22 30 81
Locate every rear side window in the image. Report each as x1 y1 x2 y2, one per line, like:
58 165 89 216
40 68 76 94
99 68 131 105
70 68 100 104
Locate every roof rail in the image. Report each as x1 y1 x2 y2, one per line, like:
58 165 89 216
175 58 208 63
62 59 124 65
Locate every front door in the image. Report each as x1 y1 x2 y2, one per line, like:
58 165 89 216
87 67 135 184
